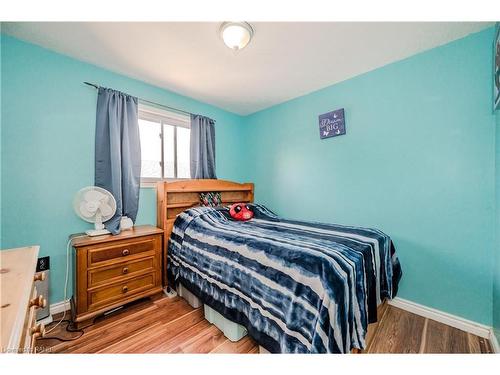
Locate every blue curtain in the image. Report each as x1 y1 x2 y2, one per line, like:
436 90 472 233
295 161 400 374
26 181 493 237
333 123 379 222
190 114 216 179
95 88 141 234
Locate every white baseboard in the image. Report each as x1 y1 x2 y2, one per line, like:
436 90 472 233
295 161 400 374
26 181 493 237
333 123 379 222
490 330 500 354
36 314 53 325
49 299 71 315
388 297 491 339
35 300 70 325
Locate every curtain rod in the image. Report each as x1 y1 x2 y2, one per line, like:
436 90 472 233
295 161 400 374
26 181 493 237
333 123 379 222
83 81 193 117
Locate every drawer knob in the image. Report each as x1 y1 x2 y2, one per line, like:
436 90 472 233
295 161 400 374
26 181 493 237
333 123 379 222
122 267 129 274
30 323 45 337
122 286 128 293
29 295 47 309
122 249 130 256
33 272 46 282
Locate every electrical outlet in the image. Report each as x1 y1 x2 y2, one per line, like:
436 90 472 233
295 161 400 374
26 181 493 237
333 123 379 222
36 256 50 272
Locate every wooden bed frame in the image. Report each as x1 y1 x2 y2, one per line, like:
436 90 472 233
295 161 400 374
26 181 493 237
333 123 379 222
155 178 383 353
156 179 254 286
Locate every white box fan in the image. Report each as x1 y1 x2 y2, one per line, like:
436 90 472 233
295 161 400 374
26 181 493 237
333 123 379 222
73 186 117 236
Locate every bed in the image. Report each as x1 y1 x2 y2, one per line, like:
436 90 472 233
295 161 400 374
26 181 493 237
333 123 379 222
156 179 402 354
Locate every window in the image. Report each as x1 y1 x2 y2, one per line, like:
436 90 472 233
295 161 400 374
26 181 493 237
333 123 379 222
138 104 191 181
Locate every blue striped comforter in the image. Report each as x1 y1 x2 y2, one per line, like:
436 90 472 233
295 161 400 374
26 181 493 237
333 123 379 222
167 204 402 353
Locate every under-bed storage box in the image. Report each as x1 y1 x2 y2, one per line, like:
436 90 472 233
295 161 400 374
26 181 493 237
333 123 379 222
177 283 247 342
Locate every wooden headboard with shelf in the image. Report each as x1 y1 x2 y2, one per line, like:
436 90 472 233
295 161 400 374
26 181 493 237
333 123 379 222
156 179 254 286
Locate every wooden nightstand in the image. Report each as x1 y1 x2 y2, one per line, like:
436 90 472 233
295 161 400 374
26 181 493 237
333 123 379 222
70 225 163 329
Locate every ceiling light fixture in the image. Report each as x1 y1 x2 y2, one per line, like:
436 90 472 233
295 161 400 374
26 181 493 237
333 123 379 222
219 22 254 51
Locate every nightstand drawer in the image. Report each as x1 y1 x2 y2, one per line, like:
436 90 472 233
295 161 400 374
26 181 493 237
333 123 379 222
88 273 155 310
88 236 156 266
88 257 155 287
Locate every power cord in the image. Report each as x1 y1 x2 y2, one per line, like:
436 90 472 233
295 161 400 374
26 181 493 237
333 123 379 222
44 234 87 336
37 319 85 342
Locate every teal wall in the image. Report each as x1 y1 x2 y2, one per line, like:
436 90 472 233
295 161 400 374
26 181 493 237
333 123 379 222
0 34 245 303
495 106 500 340
0 25 3 247
495 21 500 340
242 28 496 325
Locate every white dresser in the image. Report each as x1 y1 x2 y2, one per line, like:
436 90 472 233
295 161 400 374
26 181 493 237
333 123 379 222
1 246 47 353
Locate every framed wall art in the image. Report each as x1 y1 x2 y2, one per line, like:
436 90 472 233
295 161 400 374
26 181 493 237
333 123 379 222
318 108 346 139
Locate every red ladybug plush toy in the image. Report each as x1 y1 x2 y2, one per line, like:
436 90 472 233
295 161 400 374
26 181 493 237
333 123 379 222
229 203 254 221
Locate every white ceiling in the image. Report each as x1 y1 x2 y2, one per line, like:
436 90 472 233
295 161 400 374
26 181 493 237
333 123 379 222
1 22 493 115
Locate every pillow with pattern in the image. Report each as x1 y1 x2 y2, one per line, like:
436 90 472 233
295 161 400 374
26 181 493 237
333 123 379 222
199 192 222 207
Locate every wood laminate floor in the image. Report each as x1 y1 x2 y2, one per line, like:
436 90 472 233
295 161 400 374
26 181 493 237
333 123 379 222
36 293 493 354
